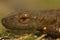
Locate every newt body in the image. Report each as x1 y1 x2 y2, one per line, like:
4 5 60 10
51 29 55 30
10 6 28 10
2 9 60 38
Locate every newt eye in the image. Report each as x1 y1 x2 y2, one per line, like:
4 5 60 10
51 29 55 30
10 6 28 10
20 17 28 21
16 13 30 24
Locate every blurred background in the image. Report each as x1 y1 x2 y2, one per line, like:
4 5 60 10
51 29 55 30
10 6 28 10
0 0 60 33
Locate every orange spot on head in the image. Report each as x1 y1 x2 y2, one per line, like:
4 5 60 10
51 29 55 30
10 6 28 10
43 27 47 31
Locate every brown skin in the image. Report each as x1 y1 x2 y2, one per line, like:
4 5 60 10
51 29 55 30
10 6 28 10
2 9 60 38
